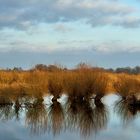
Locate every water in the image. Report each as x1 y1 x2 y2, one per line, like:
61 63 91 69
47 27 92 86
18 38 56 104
0 94 140 140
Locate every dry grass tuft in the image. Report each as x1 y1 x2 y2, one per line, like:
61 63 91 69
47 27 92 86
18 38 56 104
48 72 64 100
114 75 140 98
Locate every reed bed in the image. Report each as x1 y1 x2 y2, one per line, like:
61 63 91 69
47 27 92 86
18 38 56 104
0 69 140 102
64 70 108 101
114 76 140 98
114 75 140 105
48 72 64 101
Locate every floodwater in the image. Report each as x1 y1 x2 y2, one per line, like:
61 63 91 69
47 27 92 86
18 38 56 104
0 94 140 140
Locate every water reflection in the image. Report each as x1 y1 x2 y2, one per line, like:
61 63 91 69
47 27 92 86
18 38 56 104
66 98 108 138
14 99 23 120
0 104 14 121
114 98 140 125
25 98 48 135
0 94 110 138
48 100 65 136
0 95 13 121
94 100 108 133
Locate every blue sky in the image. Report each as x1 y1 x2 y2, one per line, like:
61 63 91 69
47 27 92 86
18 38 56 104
0 0 140 69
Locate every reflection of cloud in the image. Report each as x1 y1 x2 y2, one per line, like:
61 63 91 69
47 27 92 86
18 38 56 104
0 119 140 140
0 0 140 29
96 123 140 140
0 121 29 140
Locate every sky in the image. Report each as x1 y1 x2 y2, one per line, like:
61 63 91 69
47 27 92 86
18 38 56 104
0 0 140 69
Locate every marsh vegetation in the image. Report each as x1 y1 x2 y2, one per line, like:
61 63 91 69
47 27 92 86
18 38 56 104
0 64 140 139
114 75 140 105
0 63 140 107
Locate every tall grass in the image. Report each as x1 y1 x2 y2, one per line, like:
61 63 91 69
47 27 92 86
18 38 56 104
0 68 140 102
94 72 108 102
24 71 48 98
48 72 64 101
64 72 83 99
114 75 140 100
64 70 108 101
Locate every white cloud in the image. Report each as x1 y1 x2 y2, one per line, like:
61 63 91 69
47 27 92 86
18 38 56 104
1 39 139 53
0 0 140 29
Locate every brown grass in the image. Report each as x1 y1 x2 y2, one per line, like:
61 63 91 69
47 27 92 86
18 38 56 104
0 69 140 100
64 69 108 100
48 72 64 100
114 75 140 98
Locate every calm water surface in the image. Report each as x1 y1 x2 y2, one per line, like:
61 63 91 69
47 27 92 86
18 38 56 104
0 94 140 140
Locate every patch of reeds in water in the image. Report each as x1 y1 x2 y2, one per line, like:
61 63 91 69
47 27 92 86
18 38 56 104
64 70 108 101
114 75 140 104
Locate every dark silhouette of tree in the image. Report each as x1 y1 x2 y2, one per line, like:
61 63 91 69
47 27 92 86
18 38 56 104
34 64 48 71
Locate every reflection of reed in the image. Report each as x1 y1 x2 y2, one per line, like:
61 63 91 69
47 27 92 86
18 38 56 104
0 95 14 121
25 98 47 135
0 92 109 137
114 98 139 125
14 99 23 120
66 98 81 129
66 98 108 138
94 101 108 132
48 101 64 136
78 100 95 137
0 105 14 121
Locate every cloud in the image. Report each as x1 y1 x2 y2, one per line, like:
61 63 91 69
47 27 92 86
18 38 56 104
54 24 73 33
0 0 140 30
91 40 140 53
56 40 140 53
87 15 140 28
1 38 140 54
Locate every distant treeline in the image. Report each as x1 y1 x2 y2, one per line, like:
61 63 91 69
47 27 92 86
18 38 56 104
1 63 140 74
106 66 140 74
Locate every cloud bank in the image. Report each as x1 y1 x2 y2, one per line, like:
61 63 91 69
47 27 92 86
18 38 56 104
0 0 140 29
0 0 140 68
